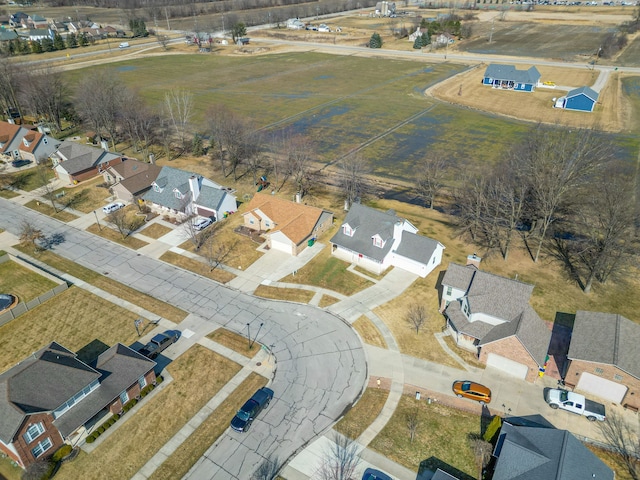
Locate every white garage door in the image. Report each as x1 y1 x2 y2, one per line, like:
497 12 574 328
270 238 292 254
577 373 627 403
486 353 528 379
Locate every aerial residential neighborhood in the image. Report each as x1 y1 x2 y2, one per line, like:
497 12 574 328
0 1 638 479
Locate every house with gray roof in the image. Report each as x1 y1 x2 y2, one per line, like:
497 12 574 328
483 64 541 92
565 311 640 410
492 422 613 480
440 256 551 382
102 159 162 204
142 166 237 222
330 203 445 278
0 342 155 469
51 140 124 185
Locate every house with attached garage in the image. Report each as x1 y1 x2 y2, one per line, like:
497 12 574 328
330 203 445 278
564 310 640 410
483 64 541 92
242 192 334 256
0 342 156 469
440 255 551 382
142 166 237 222
554 86 598 112
51 141 124 185
0 121 59 163
101 159 162 204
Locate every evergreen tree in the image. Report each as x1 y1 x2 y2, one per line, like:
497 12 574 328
66 32 78 48
129 18 148 37
78 33 89 47
231 22 247 43
53 32 65 51
421 32 430 45
369 32 382 48
41 38 54 52
18 39 30 55
30 40 43 54
413 35 423 49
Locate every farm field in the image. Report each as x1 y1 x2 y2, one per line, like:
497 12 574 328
616 35 640 67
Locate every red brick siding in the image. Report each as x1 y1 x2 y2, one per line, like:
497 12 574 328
566 359 640 410
108 369 156 414
12 413 63 468
479 336 541 383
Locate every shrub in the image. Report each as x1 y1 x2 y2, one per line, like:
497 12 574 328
86 435 96 444
113 414 120 420
108 418 116 426
51 444 72 462
483 415 502 443
156 375 164 384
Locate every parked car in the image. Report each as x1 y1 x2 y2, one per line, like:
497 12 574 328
452 380 492 404
192 217 213 231
138 331 179 360
230 387 274 432
362 468 393 480
0 294 16 311
318 24 330 32
544 388 606 422
103 202 125 214
11 159 32 168
119 42 130 48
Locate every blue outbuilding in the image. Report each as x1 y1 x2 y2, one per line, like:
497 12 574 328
483 64 541 92
554 86 598 112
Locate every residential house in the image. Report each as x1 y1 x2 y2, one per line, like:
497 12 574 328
554 86 598 112
26 14 48 29
330 203 445 278
142 166 237 221
432 470 459 480
491 421 613 480
18 28 54 42
66 21 94 34
49 22 67 33
440 256 551 382
434 32 455 45
0 30 19 44
102 159 162 204
483 64 541 92
51 141 124 185
565 310 640 409
0 121 59 162
9 12 28 28
0 342 155 469
242 192 334 256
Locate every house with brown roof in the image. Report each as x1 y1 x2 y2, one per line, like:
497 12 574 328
0 342 155 469
0 121 59 162
564 311 640 410
440 255 551 382
51 140 124 185
102 159 162 204
242 193 334 256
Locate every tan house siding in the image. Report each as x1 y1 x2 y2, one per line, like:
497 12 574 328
13 413 64 468
565 359 640 410
480 337 541 383
244 212 267 231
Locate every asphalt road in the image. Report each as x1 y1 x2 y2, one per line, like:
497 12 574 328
0 199 368 479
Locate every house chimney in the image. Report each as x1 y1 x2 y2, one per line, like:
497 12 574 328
148 153 155 164
188 175 201 202
100 139 109 151
466 253 481 268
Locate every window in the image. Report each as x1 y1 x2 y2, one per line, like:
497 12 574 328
153 184 160 192
446 286 452 296
53 379 100 419
43 137 48 144
24 423 45 443
249 218 254 225
372 236 383 248
23 138 29 147
614 374 623 382
119 390 129 404
138 375 147 389
343 225 353 237
594 367 604 375
174 191 182 199
31 437 52 458
265 221 270 227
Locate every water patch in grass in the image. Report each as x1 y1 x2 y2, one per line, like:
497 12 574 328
117 65 137 72
314 74 334 80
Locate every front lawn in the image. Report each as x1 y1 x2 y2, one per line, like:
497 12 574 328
334 387 389 439
352 316 387 349
139 223 173 239
57 345 242 480
253 284 315 304
207 328 260 358
0 259 58 303
160 251 235 284
24 199 78 222
54 177 112 213
86 222 149 249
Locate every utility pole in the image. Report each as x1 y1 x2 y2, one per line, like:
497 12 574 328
489 17 495 44
164 7 171 30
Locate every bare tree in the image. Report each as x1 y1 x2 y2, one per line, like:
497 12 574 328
164 89 194 152
202 231 235 271
282 134 316 199
104 209 133 239
252 455 281 480
34 163 58 213
156 33 170 49
207 104 231 177
338 153 370 210
406 303 427 334
406 409 419 443
19 67 69 131
21 458 52 480
0 56 24 119
415 153 448 209
598 411 639 480
19 221 45 251
468 433 493 480
317 433 361 480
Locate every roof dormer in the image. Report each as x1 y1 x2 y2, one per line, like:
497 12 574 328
372 233 385 248
342 224 354 237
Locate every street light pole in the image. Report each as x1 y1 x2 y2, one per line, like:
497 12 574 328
93 210 102 231
246 323 251 349
249 322 264 350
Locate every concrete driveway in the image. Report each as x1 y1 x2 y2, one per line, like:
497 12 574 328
0 199 367 480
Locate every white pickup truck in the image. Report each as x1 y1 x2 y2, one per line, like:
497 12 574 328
544 388 606 422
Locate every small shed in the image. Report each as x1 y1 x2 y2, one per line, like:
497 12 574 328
554 86 598 112
483 64 541 92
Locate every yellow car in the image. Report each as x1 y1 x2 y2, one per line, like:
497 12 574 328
543 81 556 86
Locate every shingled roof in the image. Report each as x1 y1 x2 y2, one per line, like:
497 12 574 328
568 311 640 380
484 64 541 85
393 230 441 265
54 141 120 175
110 160 162 196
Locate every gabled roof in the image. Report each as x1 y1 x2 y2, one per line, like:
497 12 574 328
330 203 403 262
0 30 18 41
53 141 120 175
110 160 162 196
0 342 100 443
243 192 329 245
196 185 229 213
568 311 640 379
566 86 598 102
445 302 494 339
441 262 477 292
18 130 58 157
484 64 541 84
466 269 534 324
0 121 22 152
393 230 442 265
493 423 613 480
479 305 551 366
432 469 459 480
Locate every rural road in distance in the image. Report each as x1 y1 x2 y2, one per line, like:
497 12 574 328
0 200 367 479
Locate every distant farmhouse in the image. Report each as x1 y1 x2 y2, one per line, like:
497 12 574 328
483 64 541 92
554 86 598 112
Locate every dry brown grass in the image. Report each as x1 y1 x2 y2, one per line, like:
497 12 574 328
57 345 242 480
56 176 113 213
442 335 485 369
207 328 259 358
318 294 340 308
587 444 637 480
0 259 58 303
160 251 236 284
139 223 173 239
152 372 268 480
334 387 389 439
429 65 627 132
253 284 315 304
25 199 78 222
86 223 149 250
352 315 387 349
0 287 142 372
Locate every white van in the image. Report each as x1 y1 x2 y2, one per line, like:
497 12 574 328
119 42 130 49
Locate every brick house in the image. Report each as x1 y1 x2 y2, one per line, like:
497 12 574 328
242 193 334 256
102 159 162 204
51 141 124 185
440 255 551 382
330 203 445 277
565 311 640 410
0 342 155 468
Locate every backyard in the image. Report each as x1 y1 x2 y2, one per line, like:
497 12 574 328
0 257 58 304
